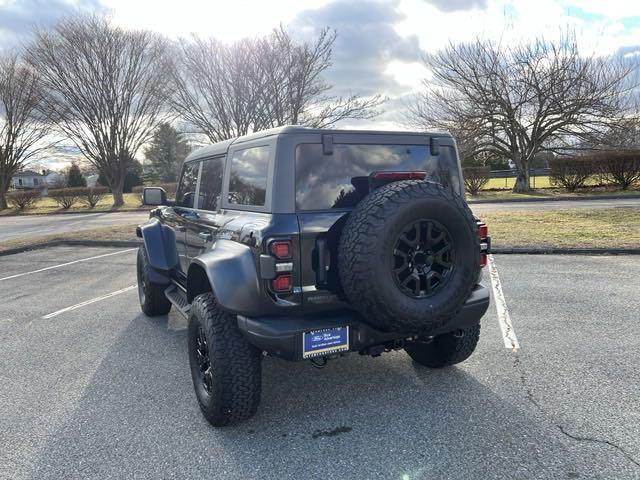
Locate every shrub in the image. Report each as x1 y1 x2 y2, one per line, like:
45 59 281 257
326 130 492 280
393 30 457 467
596 151 640 190
549 157 596 192
48 187 84 209
463 166 491 195
7 189 41 210
77 186 109 208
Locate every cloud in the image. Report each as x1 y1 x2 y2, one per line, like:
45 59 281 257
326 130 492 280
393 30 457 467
424 0 487 12
289 0 423 99
0 0 106 49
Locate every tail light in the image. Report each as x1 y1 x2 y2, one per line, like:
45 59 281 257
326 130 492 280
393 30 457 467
477 221 490 268
271 274 292 293
270 240 292 259
268 238 294 294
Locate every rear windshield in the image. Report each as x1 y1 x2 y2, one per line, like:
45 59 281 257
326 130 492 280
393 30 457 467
295 143 461 210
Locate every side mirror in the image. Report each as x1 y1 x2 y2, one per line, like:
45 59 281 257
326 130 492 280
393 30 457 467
142 187 166 206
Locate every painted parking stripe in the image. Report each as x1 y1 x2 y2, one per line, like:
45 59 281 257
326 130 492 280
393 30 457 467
42 285 137 319
487 254 520 351
0 248 136 282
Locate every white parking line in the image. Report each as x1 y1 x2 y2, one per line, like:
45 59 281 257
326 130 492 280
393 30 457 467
42 285 137 319
487 254 520 351
0 249 136 282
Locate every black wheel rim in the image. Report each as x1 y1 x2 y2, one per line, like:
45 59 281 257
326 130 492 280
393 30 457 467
137 256 146 306
195 327 213 395
392 219 455 298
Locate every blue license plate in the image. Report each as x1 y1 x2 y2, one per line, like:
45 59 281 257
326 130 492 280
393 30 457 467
302 326 349 359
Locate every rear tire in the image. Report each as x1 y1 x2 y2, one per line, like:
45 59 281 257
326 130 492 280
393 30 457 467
188 293 262 427
404 324 481 368
137 246 171 316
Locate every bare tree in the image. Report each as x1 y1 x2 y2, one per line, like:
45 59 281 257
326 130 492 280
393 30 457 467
172 28 382 143
0 54 51 209
255 27 382 129
171 36 266 143
26 16 171 206
408 36 635 192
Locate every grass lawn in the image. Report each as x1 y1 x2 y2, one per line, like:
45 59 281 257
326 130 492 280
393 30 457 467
0 224 139 253
0 193 143 216
479 208 640 249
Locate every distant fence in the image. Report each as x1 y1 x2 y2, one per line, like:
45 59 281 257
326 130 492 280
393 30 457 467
489 168 550 189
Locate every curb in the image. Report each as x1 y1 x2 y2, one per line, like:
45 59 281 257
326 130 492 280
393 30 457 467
492 247 640 255
468 193 640 204
0 239 141 257
0 208 149 218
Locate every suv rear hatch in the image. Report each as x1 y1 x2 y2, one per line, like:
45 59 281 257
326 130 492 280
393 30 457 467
294 139 463 307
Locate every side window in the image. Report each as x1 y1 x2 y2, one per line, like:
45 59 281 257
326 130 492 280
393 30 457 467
228 146 269 207
175 162 200 208
197 156 225 211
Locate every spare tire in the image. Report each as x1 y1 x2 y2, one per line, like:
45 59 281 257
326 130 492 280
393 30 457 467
338 180 480 333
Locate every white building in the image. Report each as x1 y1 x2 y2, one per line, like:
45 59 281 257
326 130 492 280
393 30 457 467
11 170 47 190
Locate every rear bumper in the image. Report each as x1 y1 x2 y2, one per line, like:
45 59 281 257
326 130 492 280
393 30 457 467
237 284 490 361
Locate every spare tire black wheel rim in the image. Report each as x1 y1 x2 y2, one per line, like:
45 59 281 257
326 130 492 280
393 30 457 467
392 219 455 298
195 327 213 395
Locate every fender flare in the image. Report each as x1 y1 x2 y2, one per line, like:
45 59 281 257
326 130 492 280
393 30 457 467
138 218 178 285
188 239 262 315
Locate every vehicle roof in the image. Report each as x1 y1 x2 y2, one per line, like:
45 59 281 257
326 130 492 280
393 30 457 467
184 126 452 162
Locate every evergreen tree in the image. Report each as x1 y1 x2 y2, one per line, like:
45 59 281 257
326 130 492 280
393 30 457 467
124 159 143 193
66 162 86 187
144 123 191 182
98 156 143 193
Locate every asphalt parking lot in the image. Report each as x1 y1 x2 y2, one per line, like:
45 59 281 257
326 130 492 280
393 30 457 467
1 246 639 479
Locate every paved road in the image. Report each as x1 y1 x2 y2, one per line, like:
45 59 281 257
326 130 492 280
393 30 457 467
1 246 639 479
470 195 640 213
0 211 149 242
1 197 639 244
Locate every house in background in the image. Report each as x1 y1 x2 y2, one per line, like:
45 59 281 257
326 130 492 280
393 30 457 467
44 171 65 188
11 170 68 195
86 174 98 187
11 170 47 190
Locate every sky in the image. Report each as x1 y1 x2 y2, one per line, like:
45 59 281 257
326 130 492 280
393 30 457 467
1 0 640 167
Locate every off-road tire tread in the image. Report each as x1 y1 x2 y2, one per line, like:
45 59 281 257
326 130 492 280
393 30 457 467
137 246 172 316
188 293 261 426
405 324 481 368
338 180 479 332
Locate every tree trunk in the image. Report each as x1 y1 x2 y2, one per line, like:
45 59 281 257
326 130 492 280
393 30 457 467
112 185 124 207
105 164 126 208
0 176 9 210
513 169 532 192
0 191 7 210
512 154 532 193
109 173 125 207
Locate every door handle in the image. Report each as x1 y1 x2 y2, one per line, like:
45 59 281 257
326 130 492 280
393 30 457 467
198 232 213 242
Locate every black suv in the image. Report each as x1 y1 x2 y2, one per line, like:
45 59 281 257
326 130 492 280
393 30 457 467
137 126 491 426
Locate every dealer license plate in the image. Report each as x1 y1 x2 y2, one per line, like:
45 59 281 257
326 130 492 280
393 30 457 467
302 326 349 359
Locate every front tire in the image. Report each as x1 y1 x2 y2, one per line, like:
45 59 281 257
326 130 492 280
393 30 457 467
188 293 262 427
137 246 171 316
404 324 481 368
